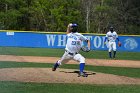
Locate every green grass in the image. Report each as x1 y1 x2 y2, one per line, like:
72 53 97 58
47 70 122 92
0 61 140 78
0 81 140 93
0 47 140 60
0 47 140 93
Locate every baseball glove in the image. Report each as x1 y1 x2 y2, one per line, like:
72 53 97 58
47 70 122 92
118 42 121 47
81 46 90 52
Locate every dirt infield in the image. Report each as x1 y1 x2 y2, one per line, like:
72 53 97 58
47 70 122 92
0 55 140 84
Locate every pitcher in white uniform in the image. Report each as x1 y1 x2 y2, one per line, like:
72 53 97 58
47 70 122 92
104 27 121 59
52 23 90 77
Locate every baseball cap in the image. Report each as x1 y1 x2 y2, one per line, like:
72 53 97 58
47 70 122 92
72 23 78 27
69 23 78 27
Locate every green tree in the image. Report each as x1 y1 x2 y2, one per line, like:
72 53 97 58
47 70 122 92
0 0 139 34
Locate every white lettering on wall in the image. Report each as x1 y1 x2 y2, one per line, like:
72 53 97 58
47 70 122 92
6 32 14 35
45 34 107 49
94 36 102 48
46 35 56 46
93 36 106 49
102 36 106 48
57 35 67 46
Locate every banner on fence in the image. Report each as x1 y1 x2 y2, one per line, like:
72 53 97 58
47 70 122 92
0 32 139 52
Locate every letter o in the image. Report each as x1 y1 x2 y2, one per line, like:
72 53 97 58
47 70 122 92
94 36 101 48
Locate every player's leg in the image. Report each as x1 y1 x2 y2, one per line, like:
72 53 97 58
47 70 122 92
113 42 117 58
73 54 88 77
52 51 72 71
108 42 113 58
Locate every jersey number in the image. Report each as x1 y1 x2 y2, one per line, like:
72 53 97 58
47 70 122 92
71 41 80 45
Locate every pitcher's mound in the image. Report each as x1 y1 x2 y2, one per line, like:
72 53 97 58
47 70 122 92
0 68 140 85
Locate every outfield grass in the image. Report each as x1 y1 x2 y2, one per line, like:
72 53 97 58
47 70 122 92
0 61 140 78
0 47 140 60
0 81 140 93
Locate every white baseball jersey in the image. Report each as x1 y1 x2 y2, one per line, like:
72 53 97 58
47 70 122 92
106 31 118 42
65 32 87 53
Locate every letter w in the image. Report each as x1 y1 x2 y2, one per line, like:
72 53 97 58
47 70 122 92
46 35 56 46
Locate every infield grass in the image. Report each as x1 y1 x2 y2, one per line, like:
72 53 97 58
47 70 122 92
0 47 140 60
0 81 140 93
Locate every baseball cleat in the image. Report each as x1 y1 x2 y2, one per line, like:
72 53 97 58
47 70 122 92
52 62 59 71
78 72 88 77
52 68 56 71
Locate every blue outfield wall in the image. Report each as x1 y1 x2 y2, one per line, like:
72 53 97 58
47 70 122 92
0 31 140 52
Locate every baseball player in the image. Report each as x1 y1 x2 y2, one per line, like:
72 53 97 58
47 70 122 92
52 23 90 77
104 26 121 59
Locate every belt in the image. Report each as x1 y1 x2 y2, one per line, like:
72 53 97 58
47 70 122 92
65 50 78 56
108 40 115 42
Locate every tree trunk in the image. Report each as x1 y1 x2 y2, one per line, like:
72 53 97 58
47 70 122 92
41 9 47 31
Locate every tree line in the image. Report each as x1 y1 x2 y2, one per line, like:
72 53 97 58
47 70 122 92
0 0 140 34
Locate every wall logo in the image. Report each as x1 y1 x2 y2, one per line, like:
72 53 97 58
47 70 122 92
124 38 138 50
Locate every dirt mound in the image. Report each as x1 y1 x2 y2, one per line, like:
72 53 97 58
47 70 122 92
0 55 140 84
0 68 140 85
